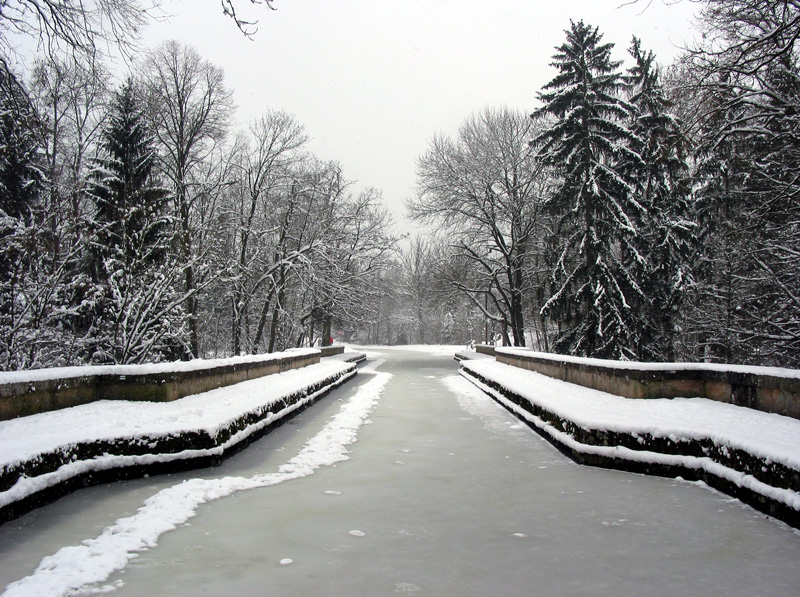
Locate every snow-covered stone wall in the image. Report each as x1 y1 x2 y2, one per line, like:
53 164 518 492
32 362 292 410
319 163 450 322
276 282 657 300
0 360 358 523
460 359 800 530
496 348 800 420
0 349 321 421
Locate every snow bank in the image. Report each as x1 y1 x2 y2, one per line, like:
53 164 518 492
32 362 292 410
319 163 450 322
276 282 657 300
0 360 357 521
460 359 800 528
2 369 392 597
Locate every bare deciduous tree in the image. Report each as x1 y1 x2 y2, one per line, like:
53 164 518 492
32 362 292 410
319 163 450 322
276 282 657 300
220 0 276 37
142 40 234 357
1 0 160 65
411 107 551 347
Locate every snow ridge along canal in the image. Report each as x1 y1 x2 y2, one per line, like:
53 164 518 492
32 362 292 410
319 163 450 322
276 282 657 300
460 358 800 528
0 359 357 523
2 363 391 597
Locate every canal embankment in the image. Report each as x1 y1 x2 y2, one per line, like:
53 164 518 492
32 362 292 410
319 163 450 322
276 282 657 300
0 348 364 523
459 356 800 529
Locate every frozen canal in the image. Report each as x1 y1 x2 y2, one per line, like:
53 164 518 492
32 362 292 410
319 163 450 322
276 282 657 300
2 347 800 596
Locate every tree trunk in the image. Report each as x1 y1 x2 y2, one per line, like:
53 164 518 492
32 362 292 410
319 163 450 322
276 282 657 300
321 318 332 346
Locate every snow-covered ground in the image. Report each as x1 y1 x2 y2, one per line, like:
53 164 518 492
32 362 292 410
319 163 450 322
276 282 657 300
462 359 800 467
460 359 800 520
0 360 356 517
1 348 799 596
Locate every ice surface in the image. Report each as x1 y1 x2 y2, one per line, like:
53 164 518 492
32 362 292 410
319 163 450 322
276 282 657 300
2 369 391 596
1 348 799 597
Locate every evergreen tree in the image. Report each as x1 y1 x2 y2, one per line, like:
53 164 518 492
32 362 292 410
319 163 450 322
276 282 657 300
0 64 42 221
687 76 753 364
88 78 169 275
532 21 645 360
684 0 800 366
82 78 186 364
624 37 696 361
0 65 44 370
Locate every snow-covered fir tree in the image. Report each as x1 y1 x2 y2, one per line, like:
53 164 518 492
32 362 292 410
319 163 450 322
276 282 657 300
532 20 646 360
624 37 696 361
0 66 45 370
81 79 187 364
0 65 42 222
683 0 800 367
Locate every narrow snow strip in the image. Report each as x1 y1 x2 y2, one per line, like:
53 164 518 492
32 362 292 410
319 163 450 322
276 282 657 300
2 370 392 597
460 369 800 511
462 360 800 469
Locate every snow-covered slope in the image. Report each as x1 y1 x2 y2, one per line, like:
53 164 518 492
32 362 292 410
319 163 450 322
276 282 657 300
460 359 800 528
0 360 357 523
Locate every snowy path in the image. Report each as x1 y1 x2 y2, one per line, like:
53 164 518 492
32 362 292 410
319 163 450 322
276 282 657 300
2 348 800 596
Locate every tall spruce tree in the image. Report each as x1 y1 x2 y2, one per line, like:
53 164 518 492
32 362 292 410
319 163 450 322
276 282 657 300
532 20 645 360
88 79 168 274
0 64 42 221
625 37 695 361
83 78 186 363
682 0 800 367
0 65 45 369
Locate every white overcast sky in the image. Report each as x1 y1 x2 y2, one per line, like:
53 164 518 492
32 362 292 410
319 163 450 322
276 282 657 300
143 0 701 233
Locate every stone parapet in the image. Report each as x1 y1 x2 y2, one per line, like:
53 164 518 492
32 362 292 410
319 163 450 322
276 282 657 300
496 348 800 420
0 349 320 421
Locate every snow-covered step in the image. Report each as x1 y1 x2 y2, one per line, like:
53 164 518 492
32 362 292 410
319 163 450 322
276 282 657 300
460 359 800 529
0 361 357 524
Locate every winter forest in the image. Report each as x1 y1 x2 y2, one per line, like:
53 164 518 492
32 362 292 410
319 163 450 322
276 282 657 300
2 0 800 370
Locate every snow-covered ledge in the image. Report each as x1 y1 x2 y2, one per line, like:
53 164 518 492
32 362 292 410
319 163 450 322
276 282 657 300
0 360 358 524
0 349 321 421
496 348 800 420
460 359 800 529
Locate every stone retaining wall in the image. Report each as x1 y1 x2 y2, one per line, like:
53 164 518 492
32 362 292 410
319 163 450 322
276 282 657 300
460 365 800 530
0 350 320 421
319 345 345 357
0 363 356 524
496 349 800 420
